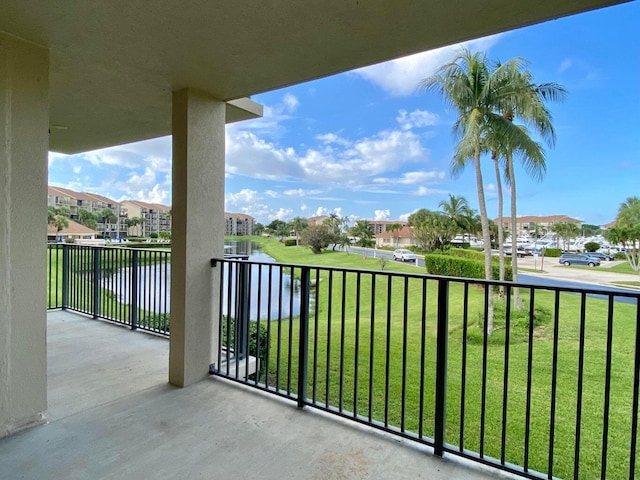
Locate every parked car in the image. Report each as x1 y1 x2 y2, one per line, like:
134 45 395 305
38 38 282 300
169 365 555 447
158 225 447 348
558 253 600 267
393 249 417 262
584 252 615 261
504 246 531 258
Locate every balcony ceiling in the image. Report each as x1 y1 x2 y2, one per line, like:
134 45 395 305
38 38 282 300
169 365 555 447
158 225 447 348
0 0 626 154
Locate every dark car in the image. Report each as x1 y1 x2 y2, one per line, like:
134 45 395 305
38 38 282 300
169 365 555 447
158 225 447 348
584 252 615 261
558 253 600 267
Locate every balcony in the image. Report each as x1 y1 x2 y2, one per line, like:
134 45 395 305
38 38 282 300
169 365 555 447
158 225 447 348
0 309 499 479
37 245 640 479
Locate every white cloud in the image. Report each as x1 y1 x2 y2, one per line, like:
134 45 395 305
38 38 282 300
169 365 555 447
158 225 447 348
352 34 502 96
396 109 439 130
558 58 573 74
485 183 497 193
142 184 169 204
414 186 445 196
283 93 300 112
374 209 391 221
227 125 428 185
399 209 419 222
271 208 293 221
374 170 445 185
300 204 308 212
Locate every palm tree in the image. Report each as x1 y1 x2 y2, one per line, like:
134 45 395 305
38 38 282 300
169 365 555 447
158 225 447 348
387 223 403 248
290 217 308 246
495 64 566 307
438 194 470 232
100 208 118 239
420 49 544 334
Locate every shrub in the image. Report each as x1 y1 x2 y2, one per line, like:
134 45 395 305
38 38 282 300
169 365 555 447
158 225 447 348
583 242 601 252
450 242 470 249
615 252 627 260
544 248 562 257
468 300 553 344
448 248 511 265
149 232 159 239
222 316 269 377
283 238 297 246
425 254 512 281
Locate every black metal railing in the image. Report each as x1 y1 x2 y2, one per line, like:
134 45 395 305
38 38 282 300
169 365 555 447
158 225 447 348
210 257 640 480
47 244 170 336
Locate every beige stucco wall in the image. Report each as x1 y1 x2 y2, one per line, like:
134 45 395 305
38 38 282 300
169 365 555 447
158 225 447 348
0 34 49 436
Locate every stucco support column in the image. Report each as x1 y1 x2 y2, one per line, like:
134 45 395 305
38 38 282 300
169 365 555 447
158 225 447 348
169 89 224 387
0 34 49 437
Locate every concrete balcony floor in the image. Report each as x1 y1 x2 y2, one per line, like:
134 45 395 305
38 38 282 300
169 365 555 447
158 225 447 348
1 311 511 479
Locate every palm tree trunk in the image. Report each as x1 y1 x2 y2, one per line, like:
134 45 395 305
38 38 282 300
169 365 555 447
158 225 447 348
508 154 523 309
493 157 505 290
474 151 494 335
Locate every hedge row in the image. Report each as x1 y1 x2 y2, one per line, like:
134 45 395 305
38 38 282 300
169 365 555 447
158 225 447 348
448 247 511 265
425 254 512 281
544 248 562 257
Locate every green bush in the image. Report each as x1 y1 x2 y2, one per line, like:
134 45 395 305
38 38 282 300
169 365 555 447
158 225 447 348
545 248 562 257
615 252 627 260
448 248 511 265
425 254 512 281
149 232 159 239
450 242 470 249
222 317 269 377
583 242 601 252
283 238 297 246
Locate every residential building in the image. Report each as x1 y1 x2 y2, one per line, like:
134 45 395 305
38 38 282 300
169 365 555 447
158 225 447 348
307 215 328 226
360 220 408 235
225 212 255 235
2 2 624 478
375 225 415 248
48 186 121 238
493 215 582 237
120 200 172 237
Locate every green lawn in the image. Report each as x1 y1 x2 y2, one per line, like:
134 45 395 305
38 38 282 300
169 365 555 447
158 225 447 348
239 236 639 479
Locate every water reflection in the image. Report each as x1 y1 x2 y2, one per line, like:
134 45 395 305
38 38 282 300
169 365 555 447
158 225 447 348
106 240 301 319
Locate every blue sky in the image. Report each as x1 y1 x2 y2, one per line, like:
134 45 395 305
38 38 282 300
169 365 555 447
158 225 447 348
49 2 640 226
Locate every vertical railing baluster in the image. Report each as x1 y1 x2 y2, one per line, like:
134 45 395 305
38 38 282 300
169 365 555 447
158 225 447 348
629 298 640 480
339 270 346 412
480 284 489 458
325 270 333 407
524 289 536 472
601 295 615 478
287 267 295 394
501 285 512 465
368 274 376 422
92 247 100 318
418 277 427 439
401 275 409 432
131 249 139 330
312 268 320 404
297 266 310 409
574 292 587 480
548 290 561 477
434 278 449 457
353 272 361 418
265 265 273 389
460 282 469 451
384 274 392 427
61 244 69 310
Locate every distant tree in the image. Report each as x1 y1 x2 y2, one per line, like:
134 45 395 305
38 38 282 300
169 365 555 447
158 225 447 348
77 208 98 230
300 224 332 254
125 217 143 237
605 197 640 274
387 223 403 248
337 234 352 254
581 223 602 237
323 213 343 236
47 206 70 236
253 222 265 236
408 209 457 251
289 217 309 246
159 230 171 240
267 219 290 238
350 220 374 248
552 222 580 251
438 194 471 232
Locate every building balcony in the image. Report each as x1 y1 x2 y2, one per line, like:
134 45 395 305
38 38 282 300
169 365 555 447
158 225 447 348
35 245 640 479
0 309 498 480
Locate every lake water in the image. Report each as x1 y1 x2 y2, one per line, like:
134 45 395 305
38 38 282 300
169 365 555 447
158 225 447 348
105 240 302 319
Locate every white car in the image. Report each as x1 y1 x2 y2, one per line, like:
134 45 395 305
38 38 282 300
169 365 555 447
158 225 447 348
393 249 417 262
